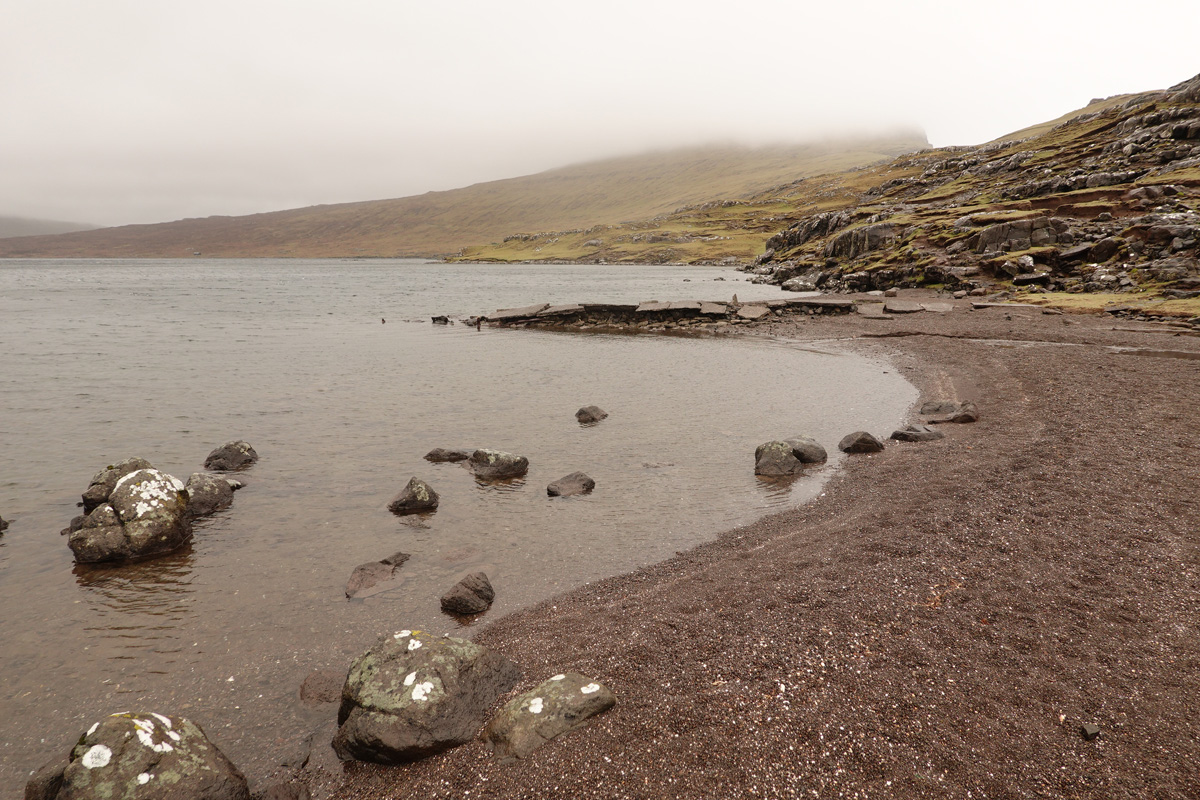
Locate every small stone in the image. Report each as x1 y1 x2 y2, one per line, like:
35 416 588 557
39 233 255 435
424 448 474 462
576 405 608 424
1080 723 1101 741
387 477 439 515
468 449 529 480
204 440 258 471
441 572 495 615
838 431 885 454
547 472 595 497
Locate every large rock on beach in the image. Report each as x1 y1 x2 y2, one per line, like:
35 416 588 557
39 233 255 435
68 469 192 563
81 457 154 513
423 448 474 463
575 405 608 424
924 400 979 424
346 551 410 599
784 434 828 464
890 424 946 443
547 472 595 497
184 472 236 518
203 441 258 471
482 672 616 762
333 629 520 764
838 431 886 454
440 571 496 615
37 711 250 800
387 477 439 515
468 449 529 480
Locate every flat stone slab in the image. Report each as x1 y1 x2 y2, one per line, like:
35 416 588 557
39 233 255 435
635 301 672 313
489 304 550 321
971 302 1045 310
921 302 955 313
737 305 771 320
884 300 925 314
787 296 855 310
699 302 728 316
668 300 702 311
856 303 890 318
537 304 585 317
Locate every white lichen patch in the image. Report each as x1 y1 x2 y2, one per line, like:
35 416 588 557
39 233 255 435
81 745 112 769
393 629 412 639
580 683 601 695
403 672 417 687
408 639 422 651
137 773 153 785
551 674 566 681
528 697 544 714
411 681 435 702
133 718 174 753
87 722 100 736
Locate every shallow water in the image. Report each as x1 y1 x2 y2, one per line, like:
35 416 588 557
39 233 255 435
0 259 916 793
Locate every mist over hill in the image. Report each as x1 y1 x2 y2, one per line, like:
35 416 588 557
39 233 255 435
0 216 96 240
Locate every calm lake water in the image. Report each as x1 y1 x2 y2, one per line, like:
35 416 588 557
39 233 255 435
0 258 916 794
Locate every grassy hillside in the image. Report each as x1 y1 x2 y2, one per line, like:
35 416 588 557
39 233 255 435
0 135 925 259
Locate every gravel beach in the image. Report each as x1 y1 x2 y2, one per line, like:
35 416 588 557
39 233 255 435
298 295 1200 799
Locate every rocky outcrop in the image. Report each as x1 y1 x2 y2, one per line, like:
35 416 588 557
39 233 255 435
81 457 154 513
468 449 529 480
203 441 258 471
547 472 595 497
32 712 249 800
838 431 885 454
387 477 439 515
67 469 192 564
333 630 520 764
346 551 410 599
482 672 616 762
440 572 495 615
575 405 608 424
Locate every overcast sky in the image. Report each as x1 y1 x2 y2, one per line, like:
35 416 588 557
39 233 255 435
3 1 1198 227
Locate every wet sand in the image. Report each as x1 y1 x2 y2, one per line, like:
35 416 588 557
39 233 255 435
296 293 1200 799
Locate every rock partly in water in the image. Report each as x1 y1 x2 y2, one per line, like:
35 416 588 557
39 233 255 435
838 431 886 454
482 672 617 762
754 441 804 476
203 441 258 471
81 457 155 513
387 477 439 515
440 572 495 615
423 448 475 463
0 514 8 533
68 469 192 564
346 551 410 599
575 405 608 424
184 472 236 518
332 629 520 764
547 472 595 497
890 424 946 443
468 449 529 480
784 434 828 464
39 711 250 800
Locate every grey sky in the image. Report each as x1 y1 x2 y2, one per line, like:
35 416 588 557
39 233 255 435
3 0 1198 227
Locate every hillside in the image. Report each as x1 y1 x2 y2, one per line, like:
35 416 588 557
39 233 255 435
0 136 925 259
0 216 95 239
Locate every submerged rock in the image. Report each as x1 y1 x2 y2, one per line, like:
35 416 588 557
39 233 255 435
575 405 608 424
423 447 474 463
483 672 616 762
346 551 410 598
468 449 529 480
387 477 439 515
68 469 192 564
440 572 495 615
37 711 250 800
333 629 520 764
838 431 885 454
203 441 258 471
0 514 8 533
547 472 595 497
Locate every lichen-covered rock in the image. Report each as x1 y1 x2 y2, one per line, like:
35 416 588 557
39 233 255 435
575 406 608 424
483 672 616 762
80 457 155 513
184 473 236 518
890 424 946 442
440 572 495 615
47 711 249 800
423 448 474 463
387 477 439 515
68 469 192 563
333 629 520 764
468 449 529 480
754 441 803 476
203 441 258 471
838 431 885 454
547 472 595 497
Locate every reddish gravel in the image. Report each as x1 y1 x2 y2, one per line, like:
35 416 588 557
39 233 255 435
296 297 1200 800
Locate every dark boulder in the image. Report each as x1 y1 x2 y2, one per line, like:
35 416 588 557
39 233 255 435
547 472 595 497
926 400 979 424
483 672 617 762
440 572 495 615
754 441 803 476
387 478 439 515
785 435 828 464
346 551 410 599
890 424 946 443
423 448 474 463
203 441 258 471
0 514 8 533
46 711 249 800
68 469 192 564
838 431 885 454
81 457 154 513
185 472 236 518
575 406 608 424
468 449 529 480
24 759 65 800
333 630 520 764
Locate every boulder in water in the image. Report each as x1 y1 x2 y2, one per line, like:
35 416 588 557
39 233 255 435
68 469 192 563
203 441 258 471
387 477 439 515
440 572 495 615
468 449 528 480
547 472 595 497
